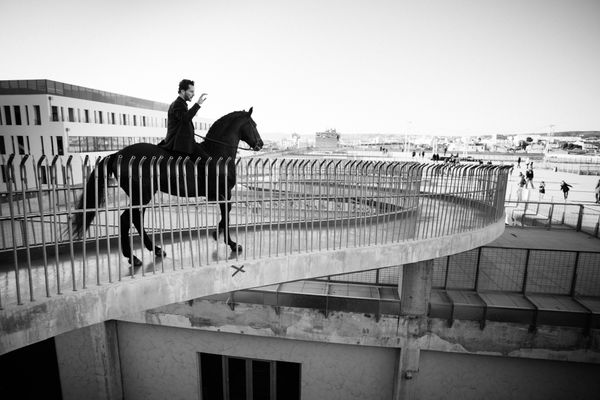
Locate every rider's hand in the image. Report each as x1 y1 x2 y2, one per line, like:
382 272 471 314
197 93 208 106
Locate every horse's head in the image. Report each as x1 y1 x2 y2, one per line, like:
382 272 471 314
240 107 263 151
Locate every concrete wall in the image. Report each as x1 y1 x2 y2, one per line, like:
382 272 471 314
1 219 505 355
411 350 600 400
117 321 397 400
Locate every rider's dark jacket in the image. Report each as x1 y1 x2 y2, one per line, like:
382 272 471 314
158 96 200 154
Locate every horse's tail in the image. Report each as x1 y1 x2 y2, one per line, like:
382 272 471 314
72 157 112 238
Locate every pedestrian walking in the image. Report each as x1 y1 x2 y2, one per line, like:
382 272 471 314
516 172 526 201
517 156 521 168
538 181 545 201
525 167 534 188
560 180 572 201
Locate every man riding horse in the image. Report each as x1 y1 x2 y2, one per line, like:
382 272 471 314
72 79 264 267
158 79 208 157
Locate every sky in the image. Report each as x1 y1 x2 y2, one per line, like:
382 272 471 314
1 0 599 139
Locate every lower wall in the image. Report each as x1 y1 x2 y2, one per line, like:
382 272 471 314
412 350 600 400
116 322 397 400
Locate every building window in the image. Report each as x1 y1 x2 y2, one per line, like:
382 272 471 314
56 136 64 155
34 105 41 125
0 106 3 125
1 165 6 183
77 108 81 123
133 115 137 126
68 107 75 122
25 105 30 125
26 136 31 154
50 136 55 155
60 107 65 122
84 109 90 123
68 136 81 153
199 353 301 400
0 136 5 154
14 106 22 125
40 137 45 155
3 106 11 125
111 112 116 125
51 106 59 122
38 166 48 184
142 116 146 127
17 136 26 155
11 136 16 154
98 111 104 124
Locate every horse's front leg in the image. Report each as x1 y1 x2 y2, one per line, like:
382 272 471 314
215 200 242 253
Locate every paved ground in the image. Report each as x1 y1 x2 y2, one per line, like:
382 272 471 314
505 164 600 204
489 226 600 252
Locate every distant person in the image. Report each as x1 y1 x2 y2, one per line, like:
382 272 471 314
538 181 546 201
516 172 526 201
595 179 600 204
517 156 521 168
412 151 416 158
525 167 534 188
158 79 208 155
560 180 573 200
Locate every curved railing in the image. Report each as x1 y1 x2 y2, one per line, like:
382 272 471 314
0 154 509 309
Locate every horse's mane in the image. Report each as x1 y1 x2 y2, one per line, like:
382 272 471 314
206 110 247 138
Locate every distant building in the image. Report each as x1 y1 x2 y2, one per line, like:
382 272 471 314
315 129 340 149
0 79 213 159
0 79 213 189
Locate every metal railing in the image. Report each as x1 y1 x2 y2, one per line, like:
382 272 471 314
313 246 600 298
432 246 600 297
0 154 509 308
504 200 600 237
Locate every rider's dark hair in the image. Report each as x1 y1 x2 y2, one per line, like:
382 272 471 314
178 79 194 93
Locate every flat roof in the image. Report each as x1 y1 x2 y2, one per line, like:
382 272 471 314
0 79 169 112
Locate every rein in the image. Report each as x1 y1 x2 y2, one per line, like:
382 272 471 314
194 133 254 151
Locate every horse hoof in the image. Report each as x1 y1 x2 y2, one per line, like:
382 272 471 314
128 256 142 267
154 247 167 258
230 244 243 253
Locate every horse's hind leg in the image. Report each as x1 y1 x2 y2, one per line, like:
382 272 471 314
130 191 167 259
132 201 167 258
120 209 142 267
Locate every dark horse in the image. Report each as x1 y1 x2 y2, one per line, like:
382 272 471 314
72 108 263 266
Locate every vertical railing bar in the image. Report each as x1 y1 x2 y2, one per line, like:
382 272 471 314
37 156 50 298
182 157 195 268
137 156 147 275
64 155 77 292
166 157 175 271
149 156 158 273
127 156 136 277
102 156 112 283
116 155 123 280
6 156 22 304
193 157 203 267
156 156 165 273
204 158 212 265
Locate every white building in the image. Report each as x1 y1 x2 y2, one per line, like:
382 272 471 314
0 79 213 188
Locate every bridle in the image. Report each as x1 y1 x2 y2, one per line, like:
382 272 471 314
194 133 255 151
194 118 258 151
